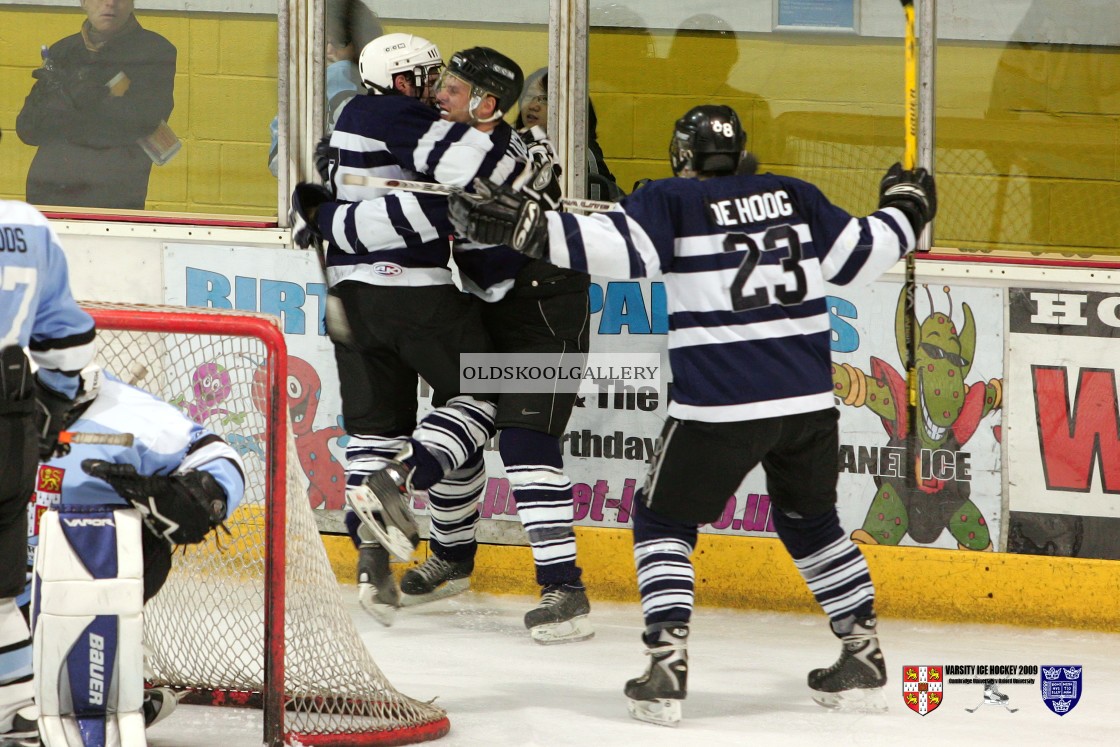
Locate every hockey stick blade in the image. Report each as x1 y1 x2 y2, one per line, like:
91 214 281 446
339 174 615 213
59 431 135 448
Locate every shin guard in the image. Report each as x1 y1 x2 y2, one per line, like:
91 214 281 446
32 505 146 747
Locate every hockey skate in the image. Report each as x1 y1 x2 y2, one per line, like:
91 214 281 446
524 584 594 645
624 623 688 727
966 682 1017 713
357 542 400 626
808 615 888 712
142 687 183 728
399 555 473 607
0 709 39 747
345 459 420 562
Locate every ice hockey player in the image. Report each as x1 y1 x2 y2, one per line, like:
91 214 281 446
408 47 593 643
289 34 510 624
28 368 245 745
1 195 96 747
449 104 936 723
308 44 591 643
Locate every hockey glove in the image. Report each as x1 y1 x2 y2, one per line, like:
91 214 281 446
314 135 334 184
33 377 76 460
81 460 228 546
879 162 937 243
291 182 332 249
448 178 548 259
517 127 564 210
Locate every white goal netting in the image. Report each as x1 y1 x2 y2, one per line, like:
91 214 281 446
84 302 448 747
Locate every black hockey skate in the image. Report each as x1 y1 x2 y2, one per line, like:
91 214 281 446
357 542 400 626
808 615 888 712
345 459 420 562
624 623 688 727
524 584 594 645
399 554 473 607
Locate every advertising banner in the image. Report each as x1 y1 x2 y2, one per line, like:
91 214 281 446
1006 288 1120 559
163 245 1005 551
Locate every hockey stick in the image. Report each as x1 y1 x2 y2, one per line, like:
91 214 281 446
59 431 135 448
338 174 616 213
900 0 920 491
965 703 1018 713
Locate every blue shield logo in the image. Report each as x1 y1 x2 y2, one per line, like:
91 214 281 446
1040 665 1082 716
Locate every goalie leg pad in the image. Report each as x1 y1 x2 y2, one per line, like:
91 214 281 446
33 506 146 747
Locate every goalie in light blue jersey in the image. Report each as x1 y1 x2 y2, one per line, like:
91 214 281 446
25 369 245 746
2 195 95 747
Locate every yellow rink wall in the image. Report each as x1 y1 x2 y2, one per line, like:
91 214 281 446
323 527 1120 633
4 10 1120 256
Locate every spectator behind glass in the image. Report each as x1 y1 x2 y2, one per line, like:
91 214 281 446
15 0 176 210
269 0 382 177
514 68 624 202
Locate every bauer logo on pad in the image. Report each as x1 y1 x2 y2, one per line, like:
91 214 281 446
902 665 943 715
1040 665 1082 716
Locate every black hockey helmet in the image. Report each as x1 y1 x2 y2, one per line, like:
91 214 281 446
669 105 746 178
443 47 524 118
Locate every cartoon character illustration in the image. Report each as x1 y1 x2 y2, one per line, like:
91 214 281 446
171 361 250 426
253 356 347 509
832 286 1002 550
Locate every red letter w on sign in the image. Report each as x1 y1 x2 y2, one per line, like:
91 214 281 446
1033 365 1120 492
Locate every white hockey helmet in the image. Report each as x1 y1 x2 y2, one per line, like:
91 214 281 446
358 33 443 96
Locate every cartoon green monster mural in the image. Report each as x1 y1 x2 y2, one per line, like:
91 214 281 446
831 286 1002 550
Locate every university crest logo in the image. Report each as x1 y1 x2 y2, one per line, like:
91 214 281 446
1041 665 1082 716
902 665 943 715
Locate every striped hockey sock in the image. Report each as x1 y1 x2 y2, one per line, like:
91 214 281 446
501 428 581 587
774 509 875 626
426 450 486 562
631 499 697 627
409 396 496 489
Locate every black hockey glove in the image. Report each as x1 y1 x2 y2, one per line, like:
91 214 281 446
314 135 334 184
879 162 937 242
34 377 76 460
448 178 548 259
291 182 332 249
82 460 228 546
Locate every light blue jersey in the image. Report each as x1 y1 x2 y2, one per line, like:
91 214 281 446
1 200 95 397
22 375 246 604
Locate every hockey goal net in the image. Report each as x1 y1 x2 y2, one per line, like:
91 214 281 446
83 302 449 747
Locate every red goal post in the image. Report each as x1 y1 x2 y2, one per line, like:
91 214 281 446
83 302 449 747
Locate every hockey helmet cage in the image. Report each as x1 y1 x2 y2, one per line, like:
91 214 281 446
443 47 524 118
670 105 746 178
359 33 442 95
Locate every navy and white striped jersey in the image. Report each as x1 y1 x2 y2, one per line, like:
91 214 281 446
1 200 95 397
318 94 527 290
542 173 917 423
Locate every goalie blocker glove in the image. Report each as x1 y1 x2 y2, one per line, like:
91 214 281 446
878 162 936 244
81 459 228 545
449 178 548 259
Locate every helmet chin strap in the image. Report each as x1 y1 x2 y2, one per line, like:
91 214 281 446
468 92 503 125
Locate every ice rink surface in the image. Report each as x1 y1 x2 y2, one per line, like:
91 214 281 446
148 588 1120 746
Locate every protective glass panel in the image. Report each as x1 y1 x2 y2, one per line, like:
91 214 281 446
0 1 279 222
